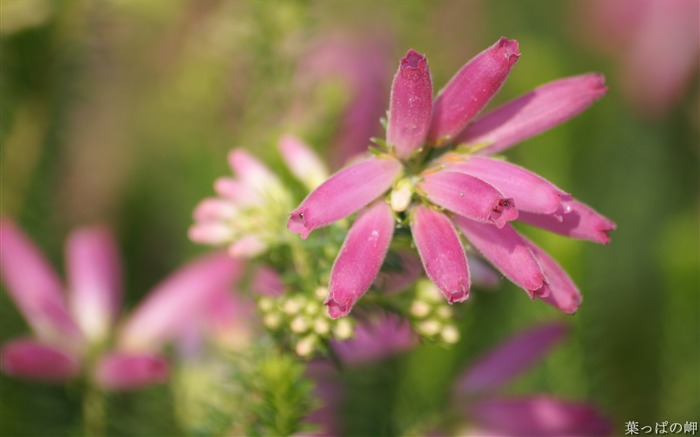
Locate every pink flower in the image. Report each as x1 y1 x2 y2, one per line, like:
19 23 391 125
576 0 699 117
330 313 418 366
190 136 328 257
0 218 240 390
293 36 391 168
453 322 612 436
288 38 614 318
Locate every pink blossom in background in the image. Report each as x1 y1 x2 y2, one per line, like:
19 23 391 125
576 0 699 117
302 313 420 436
190 135 328 257
330 312 418 366
294 36 392 167
0 218 241 390
288 38 615 318
453 322 612 436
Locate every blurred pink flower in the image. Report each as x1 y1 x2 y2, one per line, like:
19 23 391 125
0 218 240 390
302 313 419 436
288 38 614 318
577 0 699 117
295 36 392 168
190 135 328 257
330 312 418 366
453 322 612 436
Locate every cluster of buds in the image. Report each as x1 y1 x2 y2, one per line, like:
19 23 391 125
257 286 353 358
408 279 460 344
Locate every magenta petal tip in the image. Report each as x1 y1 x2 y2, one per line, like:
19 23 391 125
325 201 395 318
95 353 170 391
287 210 312 240
411 205 471 303
428 37 520 146
388 48 433 158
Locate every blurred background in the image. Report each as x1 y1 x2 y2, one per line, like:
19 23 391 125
1 0 698 435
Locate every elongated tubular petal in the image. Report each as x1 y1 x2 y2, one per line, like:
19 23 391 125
119 252 243 351
417 170 518 228
0 339 80 382
387 49 433 159
447 157 571 215
213 177 263 206
454 217 546 297
66 228 121 343
468 396 613 437
456 74 607 155
227 235 267 258
193 198 238 221
325 201 394 318
456 322 568 394
94 353 169 390
331 313 418 366
252 266 285 296
278 135 329 189
524 238 582 314
410 205 470 303
187 222 234 245
288 157 402 239
0 220 82 346
427 37 520 146
518 199 616 244
227 149 280 193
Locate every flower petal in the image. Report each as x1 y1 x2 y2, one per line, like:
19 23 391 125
66 227 122 343
252 266 285 297
0 219 82 347
193 198 238 221
468 395 613 437
457 322 568 394
446 156 571 215
94 352 169 390
288 157 401 239
454 217 546 297
227 148 280 193
278 135 329 190
187 222 234 245
427 37 520 146
410 205 470 303
331 313 418 366
418 170 518 227
524 238 583 314
213 177 262 206
227 234 267 258
119 252 243 351
387 49 433 159
456 74 607 155
518 199 616 244
325 201 395 318
0 339 80 382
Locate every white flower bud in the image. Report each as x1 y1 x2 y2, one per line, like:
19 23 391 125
295 335 317 357
440 325 460 344
333 318 353 340
290 315 310 333
417 320 441 336
410 301 431 318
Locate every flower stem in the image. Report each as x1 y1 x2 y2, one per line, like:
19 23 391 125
288 236 311 279
83 381 106 437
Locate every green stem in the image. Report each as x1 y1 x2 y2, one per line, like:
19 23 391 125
288 236 311 279
83 381 106 437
